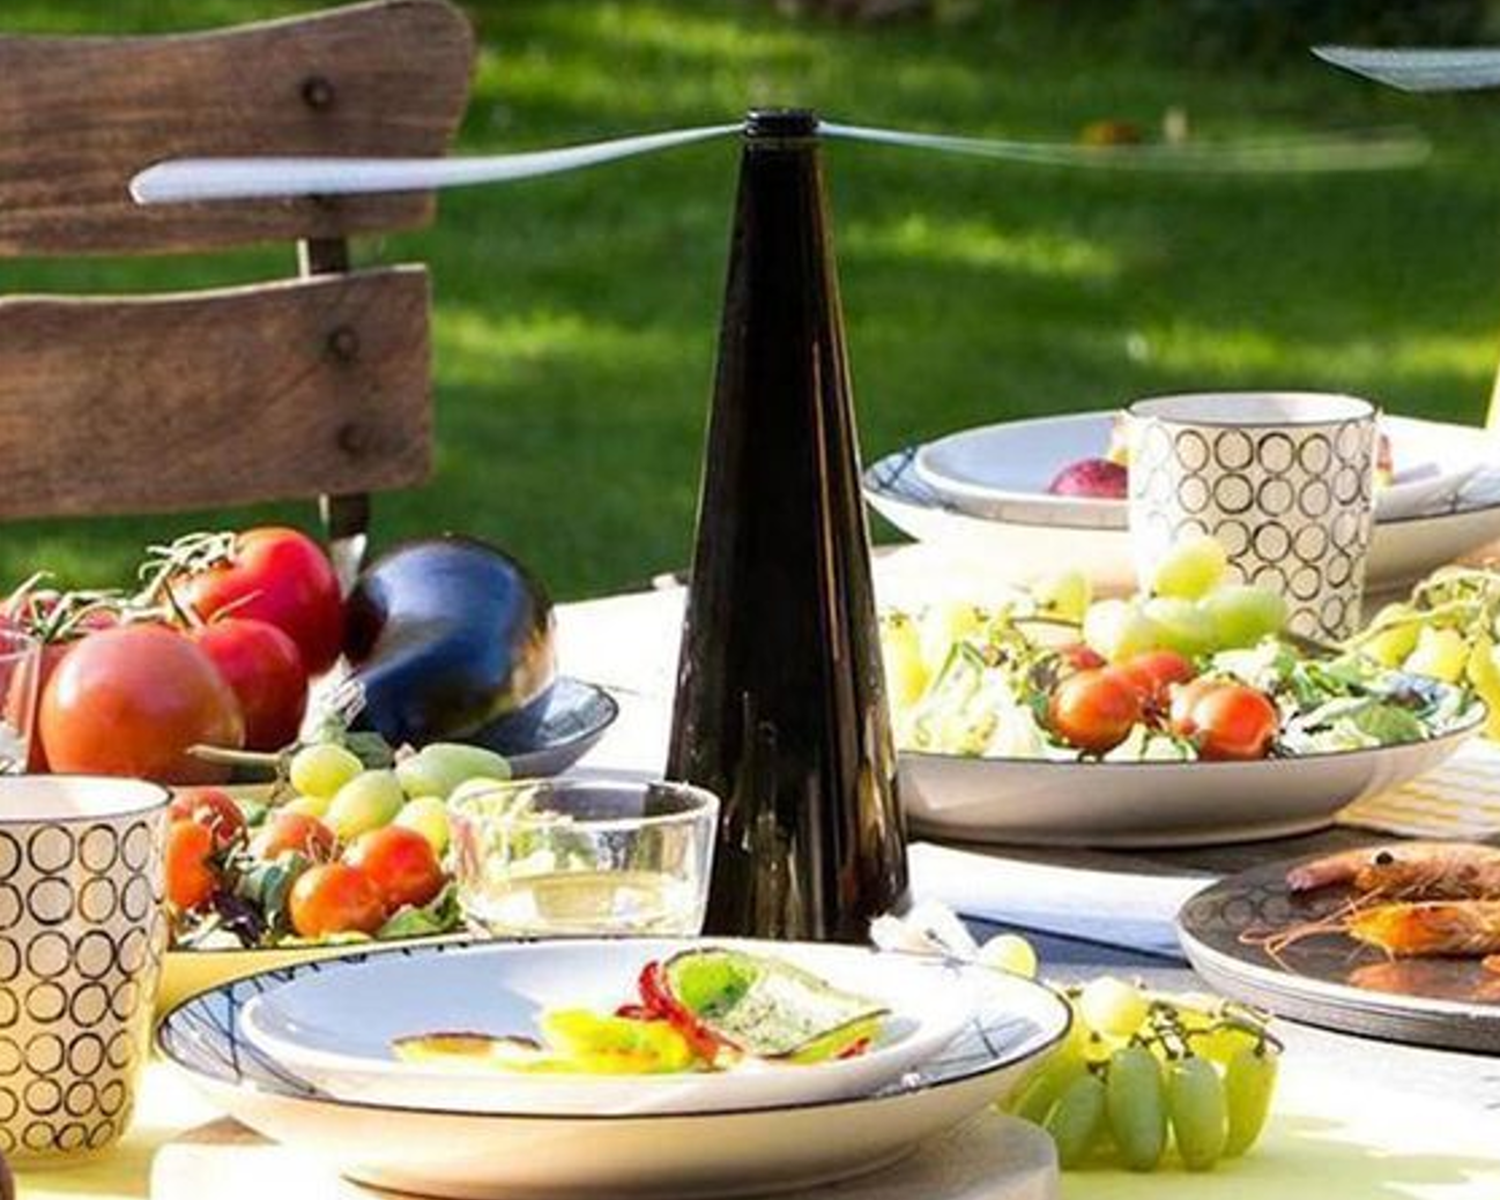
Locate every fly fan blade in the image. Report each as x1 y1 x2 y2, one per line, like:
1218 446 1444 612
130 122 743 204
1314 45 1500 93
821 121 1430 172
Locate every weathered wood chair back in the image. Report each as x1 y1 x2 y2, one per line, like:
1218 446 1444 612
0 0 473 556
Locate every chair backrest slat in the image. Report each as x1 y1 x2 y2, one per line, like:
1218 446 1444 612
0 268 432 517
0 0 473 257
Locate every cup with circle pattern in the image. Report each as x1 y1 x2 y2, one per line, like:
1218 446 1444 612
0 777 169 1164
1127 392 1377 639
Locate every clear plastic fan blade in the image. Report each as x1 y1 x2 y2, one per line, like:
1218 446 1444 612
820 120 1429 172
1314 45 1500 92
130 123 742 203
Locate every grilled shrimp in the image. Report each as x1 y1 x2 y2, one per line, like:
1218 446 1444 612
1286 842 1500 896
1347 900 1500 958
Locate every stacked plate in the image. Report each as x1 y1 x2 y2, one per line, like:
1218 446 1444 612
867 413 1500 596
157 938 1071 1198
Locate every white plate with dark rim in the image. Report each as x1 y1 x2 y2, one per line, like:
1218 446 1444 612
901 694 1483 848
236 940 975 1116
913 412 1490 529
866 449 1500 598
157 940 1070 1200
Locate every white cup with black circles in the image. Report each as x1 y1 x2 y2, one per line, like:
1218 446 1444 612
0 777 169 1164
1127 392 1378 640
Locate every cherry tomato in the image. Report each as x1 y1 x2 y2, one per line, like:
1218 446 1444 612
38 625 245 784
289 863 387 937
345 826 445 911
1120 650 1197 710
168 787 246 852
1058 643 1107 673
1171 681 1278 761
166 819 219 911
1048 668 1142 754
190 618 308 751
175 528 344 676
251 810 338 862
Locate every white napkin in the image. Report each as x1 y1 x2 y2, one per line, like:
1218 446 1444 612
907 841 1213 959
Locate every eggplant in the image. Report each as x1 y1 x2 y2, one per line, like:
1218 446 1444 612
342 536 556 747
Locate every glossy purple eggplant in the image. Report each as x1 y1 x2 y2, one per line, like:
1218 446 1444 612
342 536 557 747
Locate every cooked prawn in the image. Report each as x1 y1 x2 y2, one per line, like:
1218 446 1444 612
1285 842 1500 895
1347 900 1500 958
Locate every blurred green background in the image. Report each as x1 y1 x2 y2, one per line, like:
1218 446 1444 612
7 0 1500 598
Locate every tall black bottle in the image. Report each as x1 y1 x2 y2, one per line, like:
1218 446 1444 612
666 109 909 942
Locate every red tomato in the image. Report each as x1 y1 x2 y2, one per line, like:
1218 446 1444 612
1120 650 1197 710
1170 680 1278 761
1058 643 1107 673
1048 668 1143 754
190 618 308 751
345 826 445 911
38 625 244 784
176 528 344 676
168 787 246 851
289 863 386 937
166 819 219 911
251 811 338 863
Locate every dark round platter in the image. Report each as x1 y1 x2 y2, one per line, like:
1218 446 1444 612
1177 855 1500 1054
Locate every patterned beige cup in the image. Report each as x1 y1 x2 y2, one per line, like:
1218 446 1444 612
0 777 169 1164
1128 392 1377 639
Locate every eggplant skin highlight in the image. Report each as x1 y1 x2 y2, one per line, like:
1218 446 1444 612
343 535 557 746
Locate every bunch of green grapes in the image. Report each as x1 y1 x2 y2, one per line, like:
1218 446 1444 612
1063 537 1286 664
1003 975 1281 1172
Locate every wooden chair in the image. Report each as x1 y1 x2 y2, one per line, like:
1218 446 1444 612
0 0 474 580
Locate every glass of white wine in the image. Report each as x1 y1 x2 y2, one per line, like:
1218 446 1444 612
447 777 719 937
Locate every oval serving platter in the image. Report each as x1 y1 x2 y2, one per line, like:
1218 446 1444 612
157 939 1071 1199
1178 854 1500 1054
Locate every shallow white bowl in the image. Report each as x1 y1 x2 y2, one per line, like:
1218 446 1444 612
913 412 1487 529
238 939 973 1115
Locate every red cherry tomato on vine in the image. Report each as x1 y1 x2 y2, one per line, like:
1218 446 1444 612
38 625 244 784
1170 680 1278 761
174 528 344 676
166 819 219 911
289 863 386 937
345 826 445 911
190 618 308 751
251 811 338 863
1048 668 1142 754
168 787 246 852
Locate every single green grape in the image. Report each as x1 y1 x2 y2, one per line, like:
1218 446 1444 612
1223 1045 1279 1157
289 742 364 800
1008 1046 1086 1124
1150 536 1228 601
1043 1071 1107 1169
976 933 1038 979
1078 976 1150 1038
1143 597 1216 657
880 613 930 710
1166 1055 1229 1171
1031 570 1092 624
1200 585 1287 650
325 769 405 842
1192 1022 1261 1067
395 743 512 801
283 792 331 820
394 795 452 856
1106 1045 1168 1171
1083 599 1161 663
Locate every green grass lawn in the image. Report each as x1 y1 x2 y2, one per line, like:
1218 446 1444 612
8 1 1500 599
